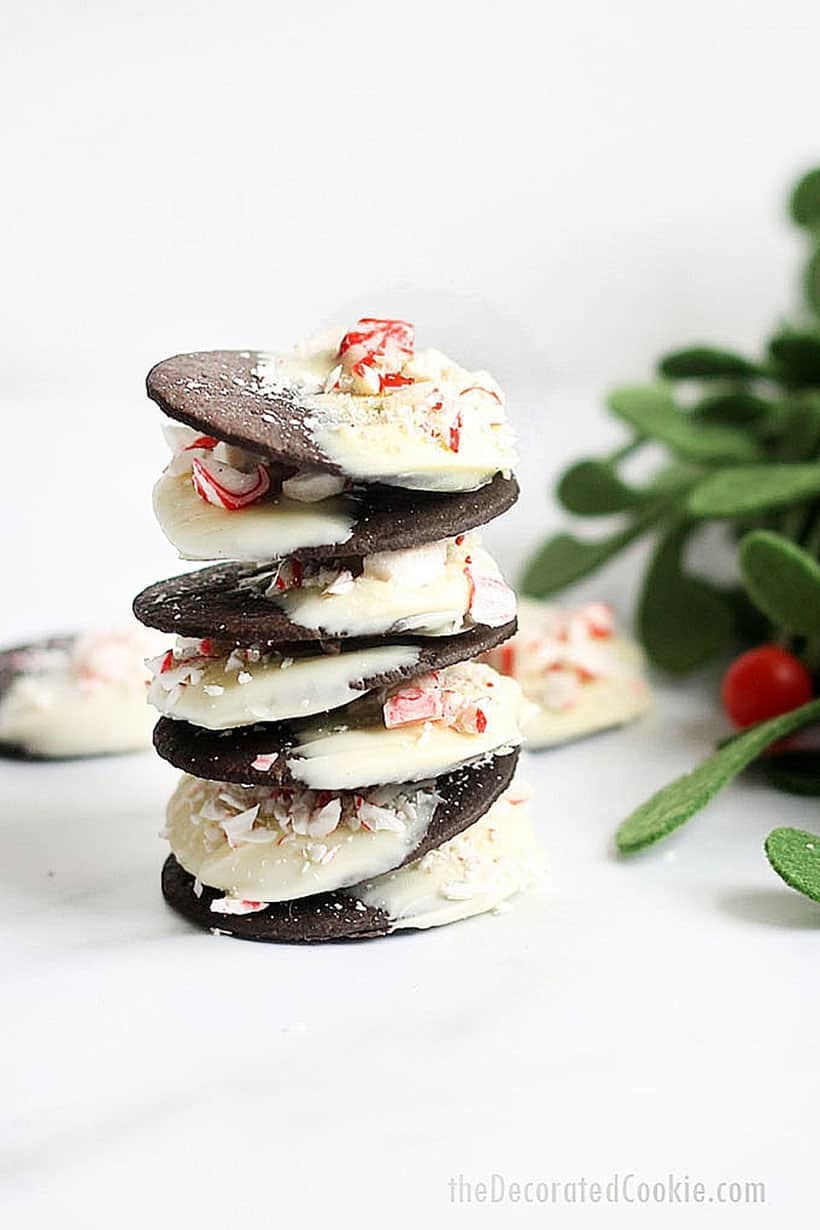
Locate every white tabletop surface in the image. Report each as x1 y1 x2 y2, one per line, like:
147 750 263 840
2 388 817 1228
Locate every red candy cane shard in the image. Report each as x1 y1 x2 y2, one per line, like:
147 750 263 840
191 458 271 510
459 385 502 405
466 570 517 628
338 319 416 386
499 643 516 676
582 602 615 638
383 674 443 728
184 435 220 451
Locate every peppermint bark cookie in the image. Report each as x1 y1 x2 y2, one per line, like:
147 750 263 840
0 627 165 759
148 320 517 497
141 623 515 730
482 598 652 748
162 780 542 942
135 535 516 642
162 750 519 904
153 661 531 788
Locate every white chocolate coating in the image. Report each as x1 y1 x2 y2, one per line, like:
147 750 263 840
482 598 652 749
283 665 528 789
153 472 356 561
354 783 543 929
149 642 421 729
166 774 440 902
270 539 508 638
0 628 165 758
254 333 518 493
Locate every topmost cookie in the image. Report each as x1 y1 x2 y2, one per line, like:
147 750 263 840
147 318 518 494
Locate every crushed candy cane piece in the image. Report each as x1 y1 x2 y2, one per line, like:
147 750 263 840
281 469 346 503
459 384 503 406
333 318 416 395
251 752 279 772
308 797 342 837
457 701 489 735
323 569 355 595
209 896 267 915
357 801 406 833
220 804 261 848
582 601 615 638
383 673 443 727
467 569 517 628
338 318 415 367
448 410 463 452
191 457 271 510
265 558 304 594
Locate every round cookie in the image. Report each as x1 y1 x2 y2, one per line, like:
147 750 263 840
157 732 519 862
144 621 516 733
150 669 523 782
134 552 517 649
0 630 162 760
162 855 392 942
148 351 518 498
154 466 517 565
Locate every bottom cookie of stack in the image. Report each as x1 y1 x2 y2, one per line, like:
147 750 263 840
153 658 542 941
162 777 540 939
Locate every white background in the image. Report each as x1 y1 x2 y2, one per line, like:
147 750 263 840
4 0 820 398
3 2 820 1228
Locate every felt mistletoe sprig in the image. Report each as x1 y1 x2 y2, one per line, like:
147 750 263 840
523 167 820 907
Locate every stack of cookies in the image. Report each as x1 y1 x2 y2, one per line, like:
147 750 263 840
134 318 542 941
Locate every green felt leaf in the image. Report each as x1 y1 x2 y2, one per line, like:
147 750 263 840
765 826 820 902
725 585 773 646
765 753 820 796
650 461 703 494
637 523 733 672
739 530 820 636
520 512 658 598
616 699 820 854
806 247 820 317
769 330 820 387
657 346 761 380
687 464 820 518
557 459 650 515
690 391 774 427
774 395 820 461
607 385 760 463
790 168 820 231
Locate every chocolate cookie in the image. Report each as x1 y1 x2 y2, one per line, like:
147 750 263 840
162 854 392 942
158 698 517 826
134 556 516 648
162 746 519 942
148 351 337 474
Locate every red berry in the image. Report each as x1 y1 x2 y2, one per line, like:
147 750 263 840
721 645 813 729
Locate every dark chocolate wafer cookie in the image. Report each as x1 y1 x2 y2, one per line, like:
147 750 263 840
135 552 516 648
148 351 337 474
162 747 519 942
162 854 392 942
